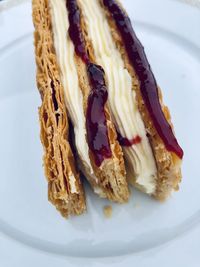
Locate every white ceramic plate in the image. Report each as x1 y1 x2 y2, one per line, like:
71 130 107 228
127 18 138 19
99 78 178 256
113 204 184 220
0 0 200 266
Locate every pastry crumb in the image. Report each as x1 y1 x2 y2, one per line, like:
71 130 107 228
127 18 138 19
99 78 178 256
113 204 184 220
103 205 112 218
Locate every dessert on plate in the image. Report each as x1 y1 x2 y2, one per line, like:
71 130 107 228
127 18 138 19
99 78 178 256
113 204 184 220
32 0 183 217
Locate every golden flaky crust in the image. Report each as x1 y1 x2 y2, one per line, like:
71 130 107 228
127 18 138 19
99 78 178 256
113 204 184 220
73 3 130 203
100 0 182 200
32 0 86 217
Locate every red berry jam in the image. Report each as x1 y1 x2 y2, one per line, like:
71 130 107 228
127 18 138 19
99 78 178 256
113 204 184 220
66 0 112 166
87 64 112 167
103 0 183 159
117 132 142 147
67 0 89 63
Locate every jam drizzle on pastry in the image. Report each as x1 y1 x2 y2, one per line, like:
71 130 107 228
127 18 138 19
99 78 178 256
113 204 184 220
67 0 112 167
103 0 183 159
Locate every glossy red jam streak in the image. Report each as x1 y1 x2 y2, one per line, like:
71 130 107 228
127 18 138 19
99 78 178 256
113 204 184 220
67 0 89 63
87 64 112 167
117 132 142 147
103 0 183 159
66 0 112 167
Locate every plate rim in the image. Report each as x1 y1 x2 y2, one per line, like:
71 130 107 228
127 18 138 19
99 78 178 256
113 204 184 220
0 0 200 266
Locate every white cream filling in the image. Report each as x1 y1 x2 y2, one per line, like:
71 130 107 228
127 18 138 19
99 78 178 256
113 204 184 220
49 0 97 184
68 173 78 193
79 0 157 194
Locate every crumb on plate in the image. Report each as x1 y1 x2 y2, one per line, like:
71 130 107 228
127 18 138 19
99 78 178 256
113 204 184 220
103 205 112 218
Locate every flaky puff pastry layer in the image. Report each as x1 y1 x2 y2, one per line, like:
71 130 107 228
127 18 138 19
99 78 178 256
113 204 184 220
75 15 130 203
32 0 86 217
100 0 182 200
48 0 130 203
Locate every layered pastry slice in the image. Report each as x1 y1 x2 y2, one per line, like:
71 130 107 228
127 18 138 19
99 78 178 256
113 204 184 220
33 0 130 203
78 0 183 200
32 0 86 217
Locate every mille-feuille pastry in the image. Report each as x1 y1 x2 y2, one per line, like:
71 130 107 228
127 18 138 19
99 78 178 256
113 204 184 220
78 0 183 200
33 0 130 203
32 0 86 217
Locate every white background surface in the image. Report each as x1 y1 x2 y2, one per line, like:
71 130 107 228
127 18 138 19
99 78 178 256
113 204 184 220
0 0 200 266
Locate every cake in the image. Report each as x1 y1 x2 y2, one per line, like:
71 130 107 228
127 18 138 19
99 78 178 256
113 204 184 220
32 0 183 217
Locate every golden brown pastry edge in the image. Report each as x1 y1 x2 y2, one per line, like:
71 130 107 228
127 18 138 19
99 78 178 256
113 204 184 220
32 0 86 217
